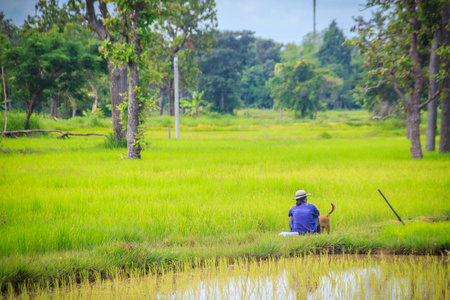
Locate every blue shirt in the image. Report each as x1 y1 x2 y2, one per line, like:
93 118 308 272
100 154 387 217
288 203 320 234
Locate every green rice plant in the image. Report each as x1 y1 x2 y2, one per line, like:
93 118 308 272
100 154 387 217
0 110 449 294
12 255 448 299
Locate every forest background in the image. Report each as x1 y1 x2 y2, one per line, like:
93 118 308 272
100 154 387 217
1 0 449 159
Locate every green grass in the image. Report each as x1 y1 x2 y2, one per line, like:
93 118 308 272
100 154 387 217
0 109 449 293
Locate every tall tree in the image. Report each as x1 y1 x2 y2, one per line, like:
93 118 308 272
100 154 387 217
419 0 444 152
280 43 301 63
84 0 128 143
99 0 165 159
317 20 351 67
197 30 254 112
19 0 104 119
439 3 450 154
0 12 18 110
351 11 399 118
270 59 341 118
22 0 84 35
317 20 360 109
155 0 217 116
239 38 281 108
3 29 100 128
352 0 448 159
426 30 440 152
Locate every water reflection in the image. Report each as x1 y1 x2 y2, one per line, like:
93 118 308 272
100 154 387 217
32 255 447 299
158 255 446 299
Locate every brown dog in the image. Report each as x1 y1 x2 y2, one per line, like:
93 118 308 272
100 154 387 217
318 203 336 234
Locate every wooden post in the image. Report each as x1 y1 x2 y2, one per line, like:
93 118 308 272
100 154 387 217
174 57 179 139
377 189 406 225
2 66 7 132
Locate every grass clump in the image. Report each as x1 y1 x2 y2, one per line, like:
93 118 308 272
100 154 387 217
102 133 127 149
0 112 43 132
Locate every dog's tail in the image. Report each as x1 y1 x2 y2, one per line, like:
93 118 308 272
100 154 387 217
325 203 336 217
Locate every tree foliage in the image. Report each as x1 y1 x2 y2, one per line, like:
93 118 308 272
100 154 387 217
99 0 166 159
2 27 101 128
350 0 449 158
270 59 342 118
0 12 18 39
151 0 217 116
22 0 85 35
317 20 362 109
197 30 255 113
239 38 281 108
318 20 351 67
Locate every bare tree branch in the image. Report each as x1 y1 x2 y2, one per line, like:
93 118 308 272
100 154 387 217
2 129 105 139
419 88 441 109
99 0 110 19
85 0 109 40
66 91 76 106
392 75 407 106
364 79 391 93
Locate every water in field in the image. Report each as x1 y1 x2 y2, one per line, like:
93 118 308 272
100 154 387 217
25 255 448 299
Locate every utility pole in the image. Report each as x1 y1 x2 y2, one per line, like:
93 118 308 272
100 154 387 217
174 57 179 139
313 0 316 36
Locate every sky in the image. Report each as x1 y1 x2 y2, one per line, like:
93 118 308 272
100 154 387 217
1 0 375 45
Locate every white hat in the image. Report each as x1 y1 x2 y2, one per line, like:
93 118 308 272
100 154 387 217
293 190 311 200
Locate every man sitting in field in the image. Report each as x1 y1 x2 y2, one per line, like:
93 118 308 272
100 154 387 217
280 190 320 236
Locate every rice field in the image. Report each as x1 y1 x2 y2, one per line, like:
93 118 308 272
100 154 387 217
0 109 449 294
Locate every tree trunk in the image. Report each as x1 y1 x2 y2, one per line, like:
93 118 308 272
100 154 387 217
92 96 98 111
159 87 165 116
168 79 174 116
50 96 58 118
406 6 424 159
127 17 142 160
107 60 127 142
2 66 8 132
439 4 450 154
221 90 225 110
72 105 77 118
127 60 141 159
407 100 423 159
85 1 126 143
25 92 39 129
425 30 440 152
441 83 450 153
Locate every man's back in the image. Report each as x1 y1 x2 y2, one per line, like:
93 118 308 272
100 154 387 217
288 203 320 234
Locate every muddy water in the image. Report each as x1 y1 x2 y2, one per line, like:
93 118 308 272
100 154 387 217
31 255 448 299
